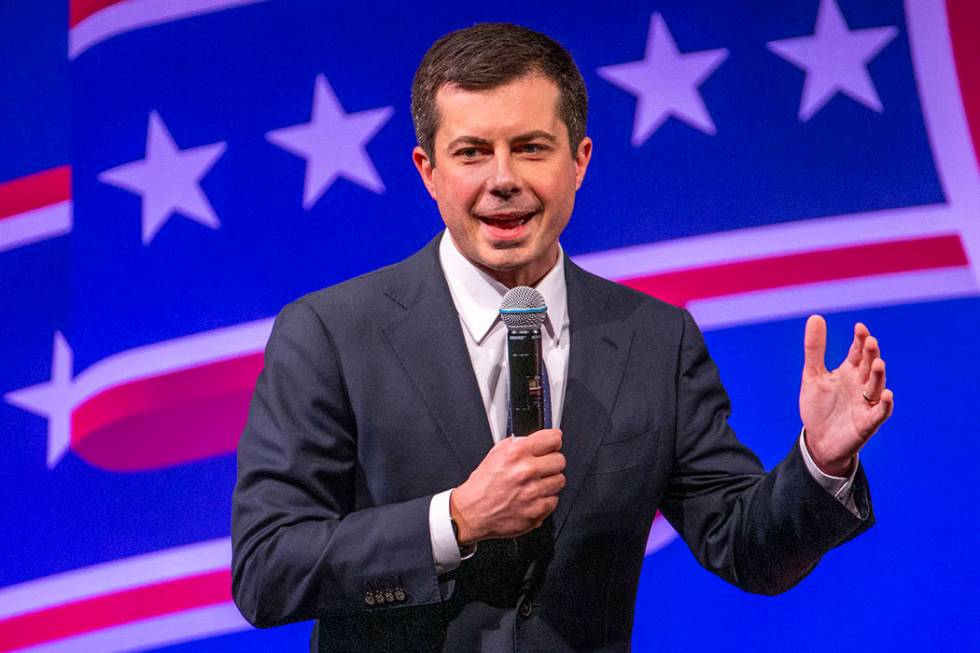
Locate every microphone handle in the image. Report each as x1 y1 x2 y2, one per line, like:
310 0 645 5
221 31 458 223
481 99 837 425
507 327 545 436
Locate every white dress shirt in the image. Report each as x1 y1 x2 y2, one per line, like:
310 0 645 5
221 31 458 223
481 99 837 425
428 232 857 575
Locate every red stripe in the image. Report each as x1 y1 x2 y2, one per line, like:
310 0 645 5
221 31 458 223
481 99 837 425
0 166 71 220
0 570 231 651
619 235 968 306
947 0 980 169
71 353 264 472
69 0 129 28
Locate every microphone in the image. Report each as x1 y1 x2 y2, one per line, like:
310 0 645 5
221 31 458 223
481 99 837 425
499 286 548 437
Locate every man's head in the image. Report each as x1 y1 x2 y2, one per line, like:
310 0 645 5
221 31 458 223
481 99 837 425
411 23 592 288
411 23 589 161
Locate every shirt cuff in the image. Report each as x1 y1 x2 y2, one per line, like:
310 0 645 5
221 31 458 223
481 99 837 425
429 490 461 575
799 429 860 517
429 489 477 575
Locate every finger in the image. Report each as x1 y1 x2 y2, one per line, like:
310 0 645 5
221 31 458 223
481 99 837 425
846 322 870 367
872 388 895 426
863 358 886 403
536 496 559 519
523 428 563 455
859 336 880 384
533 451 566 477
803 314 828 376
537 473 566 496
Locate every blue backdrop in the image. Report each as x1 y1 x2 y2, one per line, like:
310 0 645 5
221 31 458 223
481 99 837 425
1 1 977 650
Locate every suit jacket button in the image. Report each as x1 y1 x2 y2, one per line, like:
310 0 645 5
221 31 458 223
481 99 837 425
364 592 376 606
394 588 406 602
384 589 395 603
519 601 533 618
374 590 385 604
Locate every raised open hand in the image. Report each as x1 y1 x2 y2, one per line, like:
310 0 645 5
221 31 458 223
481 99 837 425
799 315 894 476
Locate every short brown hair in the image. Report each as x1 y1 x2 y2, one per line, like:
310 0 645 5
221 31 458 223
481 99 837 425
411 23 588 162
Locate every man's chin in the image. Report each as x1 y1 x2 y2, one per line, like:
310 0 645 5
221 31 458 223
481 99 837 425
478 257 527 274
476 245 533 270
479 250 555 280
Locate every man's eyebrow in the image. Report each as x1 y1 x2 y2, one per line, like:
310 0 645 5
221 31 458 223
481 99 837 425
445 136 491 151
511 130 558 144
445 131 559 151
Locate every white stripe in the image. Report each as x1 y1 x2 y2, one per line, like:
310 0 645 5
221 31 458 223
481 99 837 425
571 203 959 281
69 318 273 409
0 538 230 620
688 266 978 332
69 0 268 59
0 202 72 253
11 602 250 653
905 0 980 284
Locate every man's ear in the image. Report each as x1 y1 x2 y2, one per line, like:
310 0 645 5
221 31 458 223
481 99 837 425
574 137 593 191
412 146 438 201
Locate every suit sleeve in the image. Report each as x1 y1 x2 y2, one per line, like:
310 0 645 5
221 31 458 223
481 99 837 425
658 310 873 596
231 300 442 627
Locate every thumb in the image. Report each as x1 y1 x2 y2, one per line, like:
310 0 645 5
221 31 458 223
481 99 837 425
803 314 827 377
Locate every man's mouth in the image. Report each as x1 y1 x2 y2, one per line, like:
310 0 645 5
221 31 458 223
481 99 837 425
475 211 537 241
477 212 537 228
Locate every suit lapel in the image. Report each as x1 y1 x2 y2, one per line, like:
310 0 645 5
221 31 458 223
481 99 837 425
381 236 494 478
551 258 633 538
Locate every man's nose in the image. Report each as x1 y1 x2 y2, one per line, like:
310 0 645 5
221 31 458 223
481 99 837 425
488 151 521 198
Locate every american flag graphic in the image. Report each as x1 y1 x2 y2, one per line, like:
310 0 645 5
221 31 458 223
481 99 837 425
1 1 978 650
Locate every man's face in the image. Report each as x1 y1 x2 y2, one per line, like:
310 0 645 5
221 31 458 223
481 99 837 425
413 75 592 287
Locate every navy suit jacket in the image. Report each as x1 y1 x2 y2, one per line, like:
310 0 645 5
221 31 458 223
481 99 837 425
231 233 872 651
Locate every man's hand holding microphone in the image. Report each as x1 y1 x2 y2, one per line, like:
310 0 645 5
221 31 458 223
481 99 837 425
450 286 563 548
450 429 565 546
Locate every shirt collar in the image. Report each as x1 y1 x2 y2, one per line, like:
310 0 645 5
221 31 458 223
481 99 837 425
438 231 568 345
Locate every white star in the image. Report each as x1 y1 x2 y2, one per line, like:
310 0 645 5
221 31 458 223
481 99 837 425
99 111 226 244
767 0 898 121
598 13 728 146
5 332 74 468
267 75 393 209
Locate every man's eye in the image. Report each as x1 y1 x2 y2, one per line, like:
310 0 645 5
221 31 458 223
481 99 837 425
520 143 546 154
457 147 480 158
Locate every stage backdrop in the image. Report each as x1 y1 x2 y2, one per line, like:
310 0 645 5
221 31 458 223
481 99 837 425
2 1 978 650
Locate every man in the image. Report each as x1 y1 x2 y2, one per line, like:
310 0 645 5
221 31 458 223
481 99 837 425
231 23 893 651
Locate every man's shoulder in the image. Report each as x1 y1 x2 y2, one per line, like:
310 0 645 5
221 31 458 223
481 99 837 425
283 236 441 328
300 259 401 306
567 257 687 324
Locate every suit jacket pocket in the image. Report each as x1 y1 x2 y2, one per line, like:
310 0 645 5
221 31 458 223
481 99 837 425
586 426 658 476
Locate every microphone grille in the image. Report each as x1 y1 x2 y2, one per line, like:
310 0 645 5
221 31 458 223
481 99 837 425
499 286 547 329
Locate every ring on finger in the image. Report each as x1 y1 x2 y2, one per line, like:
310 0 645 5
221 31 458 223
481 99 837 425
862 391 880 406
